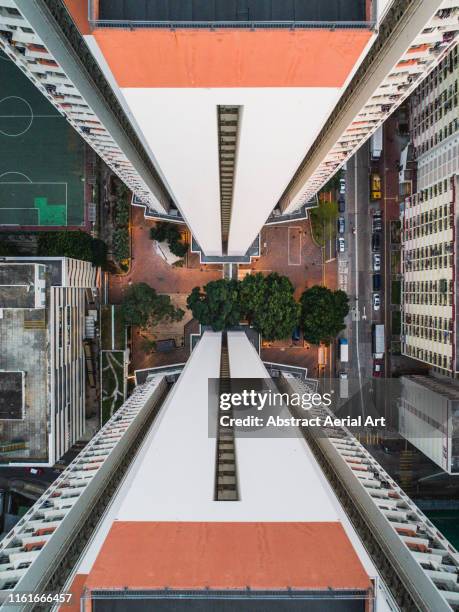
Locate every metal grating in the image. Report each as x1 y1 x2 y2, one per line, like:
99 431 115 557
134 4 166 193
218 106 240 251
215 334 238 501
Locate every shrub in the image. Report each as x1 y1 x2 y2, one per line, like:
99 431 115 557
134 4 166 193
112 227 130 261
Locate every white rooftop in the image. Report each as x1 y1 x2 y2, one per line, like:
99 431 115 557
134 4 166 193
109 331 339 522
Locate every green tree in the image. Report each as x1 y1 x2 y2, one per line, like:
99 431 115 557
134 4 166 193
186 279 241 331
37 231 107 266
150 222 188 258
240 272 299 340
122 282 184 329
0 239 18 256
300 285 349 344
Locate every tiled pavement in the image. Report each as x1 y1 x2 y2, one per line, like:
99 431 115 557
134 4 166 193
241 219 336 375
239 220 324 300
261 345 320 376
114 210 337 374
109 207 222 305
109 207 222 371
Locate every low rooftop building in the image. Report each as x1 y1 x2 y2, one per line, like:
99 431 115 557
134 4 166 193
0 257 97 466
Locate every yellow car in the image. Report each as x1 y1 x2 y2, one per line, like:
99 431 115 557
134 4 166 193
370 173 382 200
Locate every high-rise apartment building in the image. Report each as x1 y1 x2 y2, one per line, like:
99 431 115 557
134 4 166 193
0 257 97 466
401 45 459 374
398 374 459 474
1 332 459 611
0 1 457 257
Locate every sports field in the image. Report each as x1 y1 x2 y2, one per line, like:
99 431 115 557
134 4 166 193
0 50 85 227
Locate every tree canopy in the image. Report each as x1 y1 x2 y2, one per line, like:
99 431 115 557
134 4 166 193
300 285 349 344
187 274 299 340
240 272 299 341
186 279 242 331
122 282 184 329
37 231 107 266
0 240 18 256
150 222 188 258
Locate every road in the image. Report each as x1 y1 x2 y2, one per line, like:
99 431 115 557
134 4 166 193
338 143 383 419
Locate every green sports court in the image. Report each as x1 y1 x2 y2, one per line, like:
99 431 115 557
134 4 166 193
0 50 85 227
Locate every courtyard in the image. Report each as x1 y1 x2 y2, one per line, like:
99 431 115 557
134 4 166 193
110 207 337 378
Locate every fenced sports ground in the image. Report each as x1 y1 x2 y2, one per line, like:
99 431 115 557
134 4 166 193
0 51 85 227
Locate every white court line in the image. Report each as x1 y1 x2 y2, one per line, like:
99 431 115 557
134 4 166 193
0 96 33 137
0 171 32 182
0 181 69 223
0 181 69 203
0 180 67 185
287 226 302 266
0 115 58 118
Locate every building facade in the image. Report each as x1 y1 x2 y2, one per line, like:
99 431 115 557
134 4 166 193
0 2 457 258
1 332 459 610
398 374 459 474
401 45 459 375
0 257 97 466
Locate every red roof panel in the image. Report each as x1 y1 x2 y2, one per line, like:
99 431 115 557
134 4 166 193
85 521 371 592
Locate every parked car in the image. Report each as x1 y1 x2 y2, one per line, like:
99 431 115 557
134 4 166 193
28 467 44 475
373 253 381 272
292 326 301 343
337 237 345 253
373 293 381 311
339 178 346 194
372 232 381 251
370 173 382 200
373 274 381 291
372 212 382 232
373 360 384 377
339 371 349 399
339 338 349 362
338 217 345 234
338 194 345 213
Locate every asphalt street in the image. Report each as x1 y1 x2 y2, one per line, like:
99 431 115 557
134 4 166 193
338 143 384 420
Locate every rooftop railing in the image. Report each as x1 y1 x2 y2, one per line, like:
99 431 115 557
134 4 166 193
88 0 377 30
